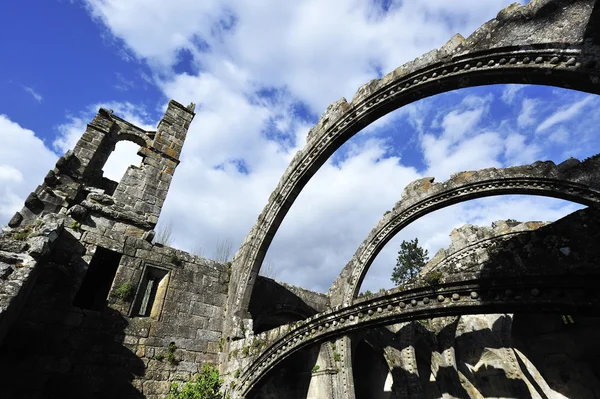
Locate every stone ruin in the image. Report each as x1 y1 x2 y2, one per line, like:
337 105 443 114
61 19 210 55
1 0 600 398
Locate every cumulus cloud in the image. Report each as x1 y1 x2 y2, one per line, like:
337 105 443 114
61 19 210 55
0 115 57 221
4 0 588 298
85 0 520 113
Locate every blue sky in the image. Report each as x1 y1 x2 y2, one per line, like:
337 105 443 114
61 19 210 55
1 0 598 293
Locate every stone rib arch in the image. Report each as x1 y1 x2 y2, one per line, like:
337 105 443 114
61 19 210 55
232 206 600 396
226 0 600 327
329 156 600 308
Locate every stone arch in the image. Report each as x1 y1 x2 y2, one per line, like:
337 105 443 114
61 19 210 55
226 0 600 326
80 112 153 190
234 205 600 396
329 156 600 307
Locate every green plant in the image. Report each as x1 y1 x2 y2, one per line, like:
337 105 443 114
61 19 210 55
11 225 32 241
113 282 136 302
71 221 83 233
167 364 224 399
241 346 249 357
154 353 165 361
417 319 430 328
391 238 429 286
358 290 373 298
311 365 320 373
218 338 225 352
333 352 341 362
424 271 443 287
166 342 179 364
233 369 240 378
384 210 391 216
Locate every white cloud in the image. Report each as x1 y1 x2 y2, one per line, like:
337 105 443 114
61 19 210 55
504 133 541 165
517 98 537 128
85 0 518 113
3 0 584 299
536 96 596 134
500 84 526 104
0 115 58 221
22 86 43 103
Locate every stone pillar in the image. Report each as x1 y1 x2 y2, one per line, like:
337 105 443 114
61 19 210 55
330 335 356 399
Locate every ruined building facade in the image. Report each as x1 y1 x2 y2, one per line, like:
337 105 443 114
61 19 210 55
1 0 600 397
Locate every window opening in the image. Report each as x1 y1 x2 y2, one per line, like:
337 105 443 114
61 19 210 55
73 247 122 311
132 265 169 318
99 140 143 196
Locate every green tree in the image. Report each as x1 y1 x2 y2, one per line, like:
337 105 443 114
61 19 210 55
167 364 224 399
391 238 429 286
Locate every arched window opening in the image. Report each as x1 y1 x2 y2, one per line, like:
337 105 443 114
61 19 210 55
100 140 143 195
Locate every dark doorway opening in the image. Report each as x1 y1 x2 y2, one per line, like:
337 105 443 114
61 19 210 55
73 247 122 311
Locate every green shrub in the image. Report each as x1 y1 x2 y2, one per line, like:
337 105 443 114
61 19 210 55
333 352 341 362
311 365 320 373
424 271 443 286
168 364 224 399
166 342 179 364
113 282 136 302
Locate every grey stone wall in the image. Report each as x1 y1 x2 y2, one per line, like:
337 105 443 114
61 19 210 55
0 100 234 398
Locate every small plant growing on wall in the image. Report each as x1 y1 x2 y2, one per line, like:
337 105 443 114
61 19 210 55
113 282 136 302
311 365 320 373
167 364 224 399
166 342 179 364
71 221 83 233
424 271 443 287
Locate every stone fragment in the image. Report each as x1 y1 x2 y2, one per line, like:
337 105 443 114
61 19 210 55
0 239 28 253
24 192 44 214
44 170 58 186
28 236 49 259
68 204 89 222
7 212 23 228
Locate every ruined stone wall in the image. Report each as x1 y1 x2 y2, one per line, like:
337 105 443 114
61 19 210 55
0 101 233 398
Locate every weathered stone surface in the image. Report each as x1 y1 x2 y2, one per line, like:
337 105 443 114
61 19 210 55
7 212 23 228
0 239 28 253
0 263 13 280
226 0 600 341
68 204 89 222
2 2 600 398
